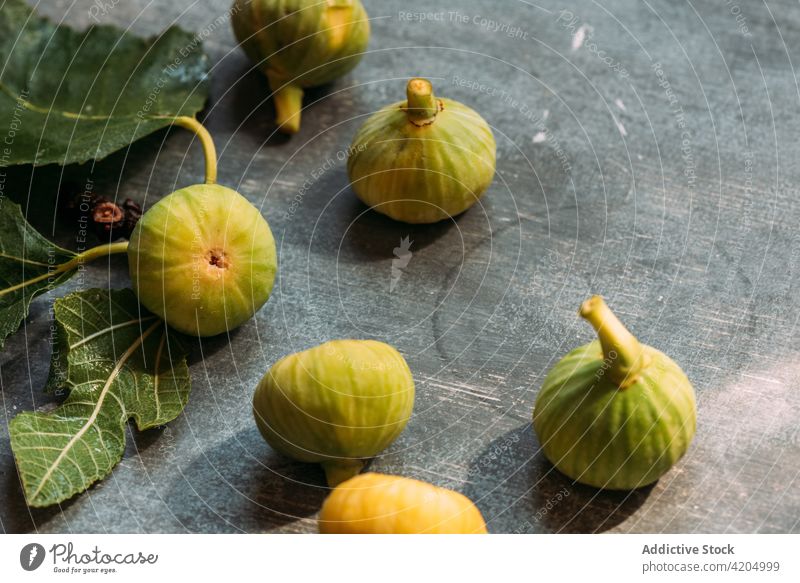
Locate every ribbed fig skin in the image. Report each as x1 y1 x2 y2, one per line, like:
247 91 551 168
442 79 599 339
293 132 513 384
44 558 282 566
232 0 369 88
347 98 497 223
253 340 414 468
128 184 277 337
319 473 487 534
533 340 696 490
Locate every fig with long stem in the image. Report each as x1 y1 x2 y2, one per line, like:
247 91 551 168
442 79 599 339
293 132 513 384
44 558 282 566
533 296 697 490
127 116 277 336
30 115 277 337
231 0 370 134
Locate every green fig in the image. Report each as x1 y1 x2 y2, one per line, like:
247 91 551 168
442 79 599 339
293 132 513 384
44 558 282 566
128 184 277 337
533 296 697 490
253 339 415 486
232 0 370 134
347 78 496 224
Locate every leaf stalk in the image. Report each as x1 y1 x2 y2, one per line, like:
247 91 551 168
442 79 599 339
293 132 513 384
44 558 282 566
0 241 129 298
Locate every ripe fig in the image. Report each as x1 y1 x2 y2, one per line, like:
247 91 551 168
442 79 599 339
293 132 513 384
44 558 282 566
319 473 488 534
533 296 697 490
347 78 497 223
128 184 277 337
252 339 415 486
232 0 370 134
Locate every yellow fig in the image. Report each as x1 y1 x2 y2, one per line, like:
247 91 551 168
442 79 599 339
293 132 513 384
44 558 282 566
319 473 488 534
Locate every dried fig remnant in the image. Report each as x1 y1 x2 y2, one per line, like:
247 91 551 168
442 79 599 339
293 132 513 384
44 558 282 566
61 184 143 240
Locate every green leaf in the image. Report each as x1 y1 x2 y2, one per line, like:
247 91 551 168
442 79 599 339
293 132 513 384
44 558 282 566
0 0 209 167
0 200 78 349
9 288 190 507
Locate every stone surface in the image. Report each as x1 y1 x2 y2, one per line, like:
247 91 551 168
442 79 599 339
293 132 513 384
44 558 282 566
1 0 799 533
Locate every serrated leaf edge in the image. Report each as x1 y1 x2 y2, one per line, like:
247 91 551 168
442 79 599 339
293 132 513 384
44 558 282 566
25 319 162 504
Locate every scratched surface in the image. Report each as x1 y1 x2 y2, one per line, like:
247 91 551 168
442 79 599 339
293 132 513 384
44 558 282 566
1 0 799 533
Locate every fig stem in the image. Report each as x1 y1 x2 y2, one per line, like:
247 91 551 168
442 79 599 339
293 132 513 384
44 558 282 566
71 241 130 265
267 71 303 135
0 241 129 298
171 116 218 184
579 295 649 388
405 78 438 124
322 460 364 487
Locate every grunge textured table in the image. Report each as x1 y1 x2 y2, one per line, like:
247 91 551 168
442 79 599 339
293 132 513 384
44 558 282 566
1 0 799 534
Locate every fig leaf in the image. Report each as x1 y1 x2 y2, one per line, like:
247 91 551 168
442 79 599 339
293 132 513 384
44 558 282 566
9 288 190 507
0 0 208 167
0 200 78 349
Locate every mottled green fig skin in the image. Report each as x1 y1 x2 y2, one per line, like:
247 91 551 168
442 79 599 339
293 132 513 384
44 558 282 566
128 184 277 337
232 0 369 133
533 336 697 490
253 339 415 486
347 83 496 224
232 0 369 88
533 341 696 490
